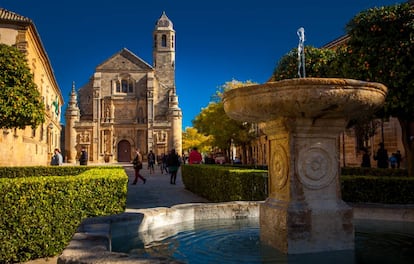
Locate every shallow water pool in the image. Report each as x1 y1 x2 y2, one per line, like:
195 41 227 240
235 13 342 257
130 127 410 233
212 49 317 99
111 218 414 264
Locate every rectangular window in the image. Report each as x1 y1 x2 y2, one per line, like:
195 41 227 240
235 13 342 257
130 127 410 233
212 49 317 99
128 81 133 93
122 80 128 93
116 81 120 93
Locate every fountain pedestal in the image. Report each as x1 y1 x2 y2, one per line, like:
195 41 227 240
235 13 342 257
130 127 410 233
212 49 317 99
260 118 353 253
223 78 387 254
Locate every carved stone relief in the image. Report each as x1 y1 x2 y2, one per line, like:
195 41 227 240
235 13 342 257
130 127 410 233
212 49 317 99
79 131 90 144
270 142 288 190
297 142 336 189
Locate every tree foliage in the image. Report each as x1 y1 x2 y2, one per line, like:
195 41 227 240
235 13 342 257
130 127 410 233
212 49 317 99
339 2 414 175
269 3 414 174
339 3 414 120
182 127 213 154
193 80 258 159
270 46 337 81
193 101 234 151
0 44 45 129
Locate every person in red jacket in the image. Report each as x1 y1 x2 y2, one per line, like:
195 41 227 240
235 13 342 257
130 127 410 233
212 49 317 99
188 147 202 164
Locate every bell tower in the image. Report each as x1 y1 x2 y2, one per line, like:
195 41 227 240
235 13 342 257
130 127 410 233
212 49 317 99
153 11 175 88
152 12 182 156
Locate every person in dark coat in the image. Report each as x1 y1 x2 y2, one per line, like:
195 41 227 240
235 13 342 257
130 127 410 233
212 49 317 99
361 148 371 168
374 143 389 168
79 147 88 165
395 150 402 168
166 149 180 184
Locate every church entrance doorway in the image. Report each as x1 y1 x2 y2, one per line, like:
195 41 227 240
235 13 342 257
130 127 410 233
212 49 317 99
118 140 131 162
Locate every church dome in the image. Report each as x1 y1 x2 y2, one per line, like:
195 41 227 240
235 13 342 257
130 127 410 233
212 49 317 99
155 11 173 30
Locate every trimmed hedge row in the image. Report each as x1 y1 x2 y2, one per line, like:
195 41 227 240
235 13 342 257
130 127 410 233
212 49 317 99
341 176 414 204
182 165 414 205
341 167 408 177
0 166 110 178
0 166 128 263
181 164 267 202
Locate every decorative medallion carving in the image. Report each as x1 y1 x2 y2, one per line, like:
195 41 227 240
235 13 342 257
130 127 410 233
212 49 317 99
271 143 288 189
297 144 336 189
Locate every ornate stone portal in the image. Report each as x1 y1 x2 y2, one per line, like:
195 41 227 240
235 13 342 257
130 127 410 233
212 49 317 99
223 78 387 254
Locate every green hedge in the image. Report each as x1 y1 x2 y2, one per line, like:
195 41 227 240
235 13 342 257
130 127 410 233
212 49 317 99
0 165 116 178
341 176 414 204
182 165 414 205
0 166 128 263
341 167 408 177
182 164 267 202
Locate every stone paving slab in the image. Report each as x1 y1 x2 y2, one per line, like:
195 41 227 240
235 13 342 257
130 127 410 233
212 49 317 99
125 164 209 209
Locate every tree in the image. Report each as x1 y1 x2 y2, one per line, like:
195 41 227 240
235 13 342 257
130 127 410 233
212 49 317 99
193 101 234 154
338 3 414 175
269 46 337 81
193 80 258 163
269 41 385 164
182 127 213 154
0 44 45 129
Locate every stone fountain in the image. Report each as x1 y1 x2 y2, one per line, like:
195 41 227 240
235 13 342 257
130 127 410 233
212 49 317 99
223 77 387 254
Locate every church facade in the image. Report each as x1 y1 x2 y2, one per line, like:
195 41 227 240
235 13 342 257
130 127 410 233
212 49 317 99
65 12 182 164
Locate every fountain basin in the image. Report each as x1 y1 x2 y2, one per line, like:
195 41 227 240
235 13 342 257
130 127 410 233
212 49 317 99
58 202 260 263
57 202 414 263
223 78 387 122
223 78 388 254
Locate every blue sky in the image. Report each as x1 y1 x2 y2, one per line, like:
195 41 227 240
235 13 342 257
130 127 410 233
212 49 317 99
0 0 406 129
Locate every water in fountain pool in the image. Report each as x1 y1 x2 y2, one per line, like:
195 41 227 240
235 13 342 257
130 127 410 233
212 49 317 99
111 218 414 264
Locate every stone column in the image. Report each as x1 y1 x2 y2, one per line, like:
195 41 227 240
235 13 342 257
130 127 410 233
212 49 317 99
259 118 354 254
93 73 101 163
168 94 182 156
64 82 80 164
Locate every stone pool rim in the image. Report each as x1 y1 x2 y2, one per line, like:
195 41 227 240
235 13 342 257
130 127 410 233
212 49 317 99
57 202 414 264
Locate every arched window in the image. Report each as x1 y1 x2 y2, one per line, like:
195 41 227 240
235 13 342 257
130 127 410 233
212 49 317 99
171 35 174 48
161 35 167 47
115 77 134 94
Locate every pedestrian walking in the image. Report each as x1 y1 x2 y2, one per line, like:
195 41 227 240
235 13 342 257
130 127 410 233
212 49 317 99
147 150 155 174
50 148 63 166
188 147 202 164
160 153 168 174
167 149 180 184
132 148 146 184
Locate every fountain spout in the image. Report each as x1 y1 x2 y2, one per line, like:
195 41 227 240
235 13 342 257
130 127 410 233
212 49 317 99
297 27 306 78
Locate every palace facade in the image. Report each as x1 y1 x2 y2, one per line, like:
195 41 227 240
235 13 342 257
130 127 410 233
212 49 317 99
0 8 64 166
65 12 182 164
